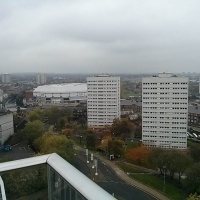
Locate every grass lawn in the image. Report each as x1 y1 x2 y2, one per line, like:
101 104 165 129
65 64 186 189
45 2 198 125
126 141 141 149
116 162 149 173
130 174 184 200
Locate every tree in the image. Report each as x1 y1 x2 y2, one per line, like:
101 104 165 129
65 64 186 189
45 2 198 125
187 193 200 200
99 127 111 140
98 135 112 151
134 126 142 138
22 120 45 144
165 149 178 180
111 118 133 138
34 132 75 163
48 106 61 125
78 117 87 127
173 152 192 182
62 128 73 138
61 107 73 121
189 146 200 162
86 129 96 150
2 165 47 199
56 117 67 131
108 139 125 157
29 108 43 122
16 93 24 107
184 162 200 194
29 112 41 122
148 148 168 173
126 146 149 166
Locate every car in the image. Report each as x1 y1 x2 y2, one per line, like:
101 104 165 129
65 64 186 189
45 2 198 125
114 154 121 158
1 145 11 152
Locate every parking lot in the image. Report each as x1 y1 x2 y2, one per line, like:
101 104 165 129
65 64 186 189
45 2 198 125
0 140 35 161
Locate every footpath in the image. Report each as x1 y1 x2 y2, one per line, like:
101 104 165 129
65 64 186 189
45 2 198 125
77 146 169 200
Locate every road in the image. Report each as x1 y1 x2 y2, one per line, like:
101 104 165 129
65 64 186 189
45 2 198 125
75 151 155 200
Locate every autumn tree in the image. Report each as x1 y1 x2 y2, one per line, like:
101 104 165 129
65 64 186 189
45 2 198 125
99 127 111 140
126 146 149 167
62 128 73 138
22 120 45 144
98 135 112 152
108 139 125 157
34 132 75 163
29 111 42 122
111 118 133 138
28 108 46 122
45 106 72 125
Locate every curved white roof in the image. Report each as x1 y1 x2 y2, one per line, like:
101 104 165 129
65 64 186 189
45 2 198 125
33 83 87 94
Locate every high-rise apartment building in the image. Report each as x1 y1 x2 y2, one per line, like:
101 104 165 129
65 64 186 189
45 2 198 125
142 73 188 149
199 74 200 94
87 75 120 127
36 73 46 85
1 73 11 83
0 112 14 145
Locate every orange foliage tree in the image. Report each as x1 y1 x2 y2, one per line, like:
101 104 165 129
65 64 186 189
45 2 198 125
126 146 150 167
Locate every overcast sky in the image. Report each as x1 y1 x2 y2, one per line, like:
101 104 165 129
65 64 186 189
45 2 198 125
0 0 200 74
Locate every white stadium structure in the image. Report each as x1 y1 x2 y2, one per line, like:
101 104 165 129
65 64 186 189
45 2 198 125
33 83 87 105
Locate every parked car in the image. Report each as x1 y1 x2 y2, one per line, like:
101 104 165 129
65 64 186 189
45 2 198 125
1 145 11 152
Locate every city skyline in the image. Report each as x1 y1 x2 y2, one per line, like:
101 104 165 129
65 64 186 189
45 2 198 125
1 1 200 74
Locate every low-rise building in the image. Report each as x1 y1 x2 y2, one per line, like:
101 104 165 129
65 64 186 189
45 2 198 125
188 105 200 126
120 99 142 116
73 107 87 120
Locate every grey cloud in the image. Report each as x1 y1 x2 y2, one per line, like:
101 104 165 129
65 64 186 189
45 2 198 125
0 0 200 73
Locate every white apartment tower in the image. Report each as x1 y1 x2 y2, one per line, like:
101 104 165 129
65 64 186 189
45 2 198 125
142 73 188 149
2 73 11 83
36 73 46 85
0 112 14 145
199 74 200 94
87 75 120 127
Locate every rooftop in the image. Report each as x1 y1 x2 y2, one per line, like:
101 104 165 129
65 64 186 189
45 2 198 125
120 99 142 107
33 83 87 94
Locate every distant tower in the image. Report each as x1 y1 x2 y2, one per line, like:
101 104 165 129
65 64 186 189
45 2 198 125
199 74 200 94
1 73 11 83
87 74 121 127
36 73 46 85
142 72 188 149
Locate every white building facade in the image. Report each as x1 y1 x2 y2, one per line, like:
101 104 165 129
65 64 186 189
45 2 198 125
0 113 14 145
33 83 87 105
1 74 11 83
87 75 120 127
36 73 46 85
142 73 188 149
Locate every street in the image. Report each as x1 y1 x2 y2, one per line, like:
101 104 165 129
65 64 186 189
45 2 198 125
75 151 155 200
